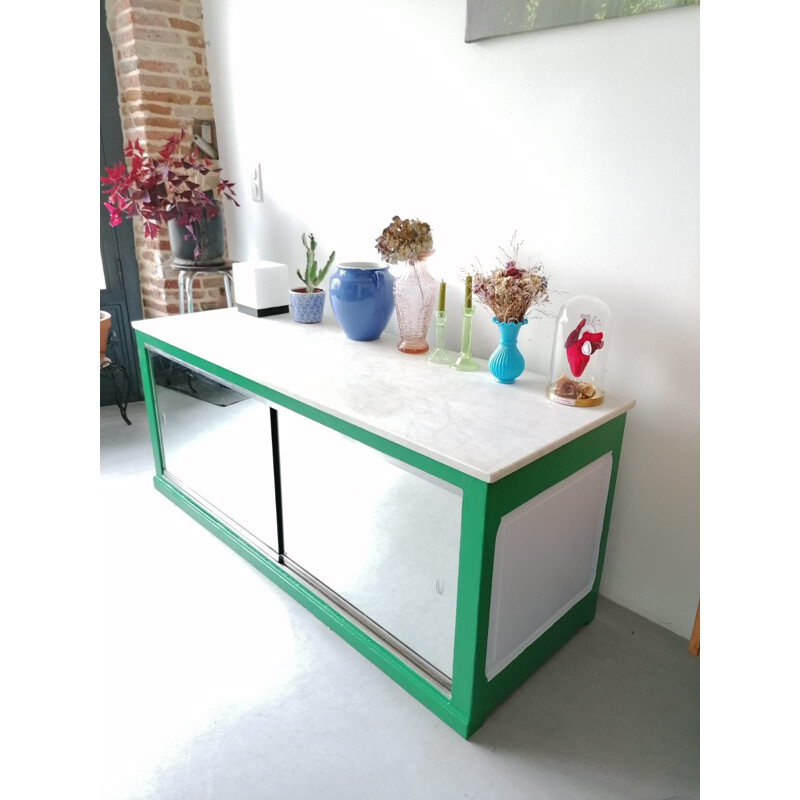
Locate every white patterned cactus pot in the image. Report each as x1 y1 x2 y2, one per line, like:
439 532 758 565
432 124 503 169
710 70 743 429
289 288 326 323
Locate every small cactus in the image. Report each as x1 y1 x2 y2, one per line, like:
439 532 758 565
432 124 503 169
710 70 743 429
297 232 335 293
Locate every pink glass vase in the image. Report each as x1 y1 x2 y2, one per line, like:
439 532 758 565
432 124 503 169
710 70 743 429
393 252 437 354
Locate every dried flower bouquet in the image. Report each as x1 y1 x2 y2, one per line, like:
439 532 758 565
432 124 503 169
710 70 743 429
551 374 598 402
377 215 437 353
472 234 549 323
376 216 434 264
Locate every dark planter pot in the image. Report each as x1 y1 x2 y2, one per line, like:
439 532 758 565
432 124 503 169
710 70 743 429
167 198 226 266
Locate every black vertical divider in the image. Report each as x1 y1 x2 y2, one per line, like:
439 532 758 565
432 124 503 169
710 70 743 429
270 407 285 563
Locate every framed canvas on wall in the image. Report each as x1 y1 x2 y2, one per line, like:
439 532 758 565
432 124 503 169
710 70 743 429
465 0 700 43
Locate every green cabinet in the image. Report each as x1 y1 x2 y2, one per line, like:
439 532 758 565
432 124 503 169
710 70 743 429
134 311 633 738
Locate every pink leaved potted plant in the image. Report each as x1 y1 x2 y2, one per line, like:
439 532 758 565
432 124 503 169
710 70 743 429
100 129 239 265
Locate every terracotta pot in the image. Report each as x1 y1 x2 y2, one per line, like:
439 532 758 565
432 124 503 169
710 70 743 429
100 310 112 365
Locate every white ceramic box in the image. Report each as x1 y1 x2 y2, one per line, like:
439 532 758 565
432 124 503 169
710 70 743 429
232 260 290 317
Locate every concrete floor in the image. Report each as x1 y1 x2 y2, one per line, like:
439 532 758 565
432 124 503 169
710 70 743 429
100 401 699 800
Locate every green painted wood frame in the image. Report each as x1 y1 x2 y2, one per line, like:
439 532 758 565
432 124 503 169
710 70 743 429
135 330 628 739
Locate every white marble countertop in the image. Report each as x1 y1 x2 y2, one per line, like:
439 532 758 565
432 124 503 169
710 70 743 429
133 308 635 483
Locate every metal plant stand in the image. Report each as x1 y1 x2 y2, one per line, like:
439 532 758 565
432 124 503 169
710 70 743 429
101 331 132 425
174 261 234 314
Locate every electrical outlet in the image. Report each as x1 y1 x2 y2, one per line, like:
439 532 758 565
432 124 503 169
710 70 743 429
251 163 263 202
192 118 216 149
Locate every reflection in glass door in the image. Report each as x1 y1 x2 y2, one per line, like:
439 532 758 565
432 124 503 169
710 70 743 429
150 351 279 554
278 407 463 680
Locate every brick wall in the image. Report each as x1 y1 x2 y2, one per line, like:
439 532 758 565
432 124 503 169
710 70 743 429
105 0 230 317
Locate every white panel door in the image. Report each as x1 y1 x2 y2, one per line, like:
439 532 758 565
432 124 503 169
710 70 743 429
485 453 613 680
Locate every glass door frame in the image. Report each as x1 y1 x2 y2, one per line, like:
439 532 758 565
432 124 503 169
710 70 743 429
144 344 460 694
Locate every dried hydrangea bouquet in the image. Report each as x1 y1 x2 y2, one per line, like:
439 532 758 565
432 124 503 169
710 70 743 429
376 216 437 354
472 234 550 383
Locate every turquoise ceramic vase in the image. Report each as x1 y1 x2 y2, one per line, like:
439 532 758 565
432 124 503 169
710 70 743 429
488 317 527 384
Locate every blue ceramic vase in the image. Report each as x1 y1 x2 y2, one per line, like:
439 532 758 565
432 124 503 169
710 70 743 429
329 262 396 341
488 317 527 384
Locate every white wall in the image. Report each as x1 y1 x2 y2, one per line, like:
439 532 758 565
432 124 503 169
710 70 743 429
202 0 699 638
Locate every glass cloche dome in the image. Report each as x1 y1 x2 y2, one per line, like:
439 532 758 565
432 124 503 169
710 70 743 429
547 295 611 407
